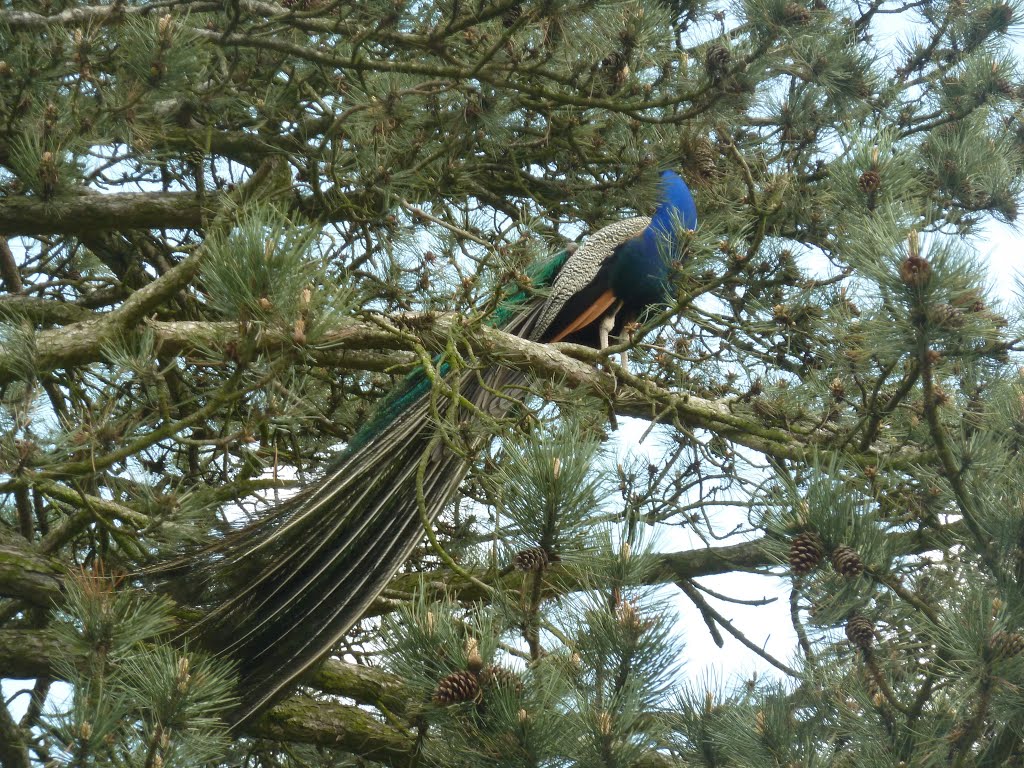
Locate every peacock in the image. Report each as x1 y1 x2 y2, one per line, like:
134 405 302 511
192 170 698 727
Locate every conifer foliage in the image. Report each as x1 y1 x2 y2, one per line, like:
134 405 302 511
0 0 1023 765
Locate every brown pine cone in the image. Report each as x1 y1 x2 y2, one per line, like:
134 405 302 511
704 44 731 82
501 3 523 27
513 546 550 572
432 671 480 706
783 2 812 24
845 615 875 649
694 137 717 178
899 254 931 288
989 630 1024 660
789 532 825 576
479 664 524 695
928 303 966 330
831 545 864 578
858 169 881 194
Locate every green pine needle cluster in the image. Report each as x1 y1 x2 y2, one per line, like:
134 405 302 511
376 426 684 767
47 572 236 767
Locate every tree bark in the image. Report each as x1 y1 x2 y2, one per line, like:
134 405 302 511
0 192 209 236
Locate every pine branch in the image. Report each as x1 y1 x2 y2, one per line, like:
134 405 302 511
194 29 705 117
308 658 414 716
0 627 405 711
0 236 23 293
0 626 415 765
0 539 63 606
0 698 30 768
247 698 415 765
0 313 928 479
0 626 686 767
0 296 93 325
0 519 967 624
0 2 212 29
0 628 58 679
0 192 207 236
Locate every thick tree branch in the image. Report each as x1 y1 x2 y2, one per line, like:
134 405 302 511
0 697 30 768
307 658 415 716
0 312 906 474
0 237 23 293
248 698 415 765
0 627 416 766
0 517 965 612
0 540 63 607
0 296 93 325
0 2 213 29
0 192 209 236
0 628 58 680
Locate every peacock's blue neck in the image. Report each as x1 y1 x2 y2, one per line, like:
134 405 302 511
611 171 697 308
609 236 670 307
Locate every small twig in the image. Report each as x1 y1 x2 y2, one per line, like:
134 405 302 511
680 579 800 677
864 651 912 715
690 578 777 606
919 339 1000 572
868 567 941 626
790 582 814 661
399 199 492 249
679 579 724 647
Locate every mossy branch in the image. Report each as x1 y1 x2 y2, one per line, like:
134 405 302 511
0 313 927 476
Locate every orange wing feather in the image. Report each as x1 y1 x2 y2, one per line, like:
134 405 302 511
547 289 618 343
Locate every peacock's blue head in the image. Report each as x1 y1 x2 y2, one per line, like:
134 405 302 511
637 170 697 266
651 169 698 236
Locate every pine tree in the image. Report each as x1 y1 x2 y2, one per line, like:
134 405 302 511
0 0 1023 766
